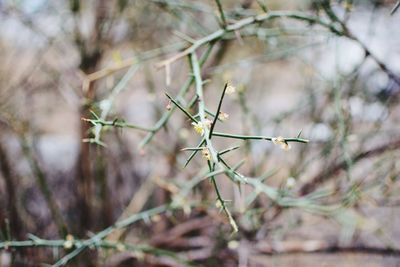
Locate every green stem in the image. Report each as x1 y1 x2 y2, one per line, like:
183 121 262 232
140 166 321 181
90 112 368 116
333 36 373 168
207 162 238 233
214 0 227 27
165 93 197 123
190 53 239 232
158 10 343 68
209 83 228 139
190 53 219 163
212 132 309 143
93 64 139 143
84 118 154 132
218 145 241 156
391 1 400 15
184 138 205 168
51 205 168 267
140 44 214 148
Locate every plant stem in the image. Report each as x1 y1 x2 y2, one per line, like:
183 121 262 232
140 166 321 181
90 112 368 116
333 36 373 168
51 205 168 267
140 44 214 148
214 0 227 28
165 93 197 123
391 1 400 15
212 132 309 143
157 10 342 68
190 52 239 232
209 83 228 139
83 117 154 132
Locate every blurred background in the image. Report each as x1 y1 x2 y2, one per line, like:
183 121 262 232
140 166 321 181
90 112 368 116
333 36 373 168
1 0 400 266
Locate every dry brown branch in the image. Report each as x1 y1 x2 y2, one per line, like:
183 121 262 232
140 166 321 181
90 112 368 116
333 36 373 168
256 240 400 256
300 137 400 195
150 217 215 246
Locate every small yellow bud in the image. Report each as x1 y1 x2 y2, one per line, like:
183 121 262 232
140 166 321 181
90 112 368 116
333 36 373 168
272 136 291 151
191 120 212 136
226 84 236 95
218 112 229 121
201 148 211 161
191 121 205 135
166 101 172 111
63 234 74 249
204 119 212 128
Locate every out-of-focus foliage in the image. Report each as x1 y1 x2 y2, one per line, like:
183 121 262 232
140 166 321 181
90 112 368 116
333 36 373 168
1 0 400 266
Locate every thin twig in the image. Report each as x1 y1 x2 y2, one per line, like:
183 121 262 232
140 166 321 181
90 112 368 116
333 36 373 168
300 138 400 195
165 93 198 123
256 240 400 256
140 44 214 148
214 0 227 28
90 64 140 145
82 117 154 132
391 1 400 15
209 83 228 139
184 138 206 168
50 205 169 267
156 11 342 68
212 132 309 144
